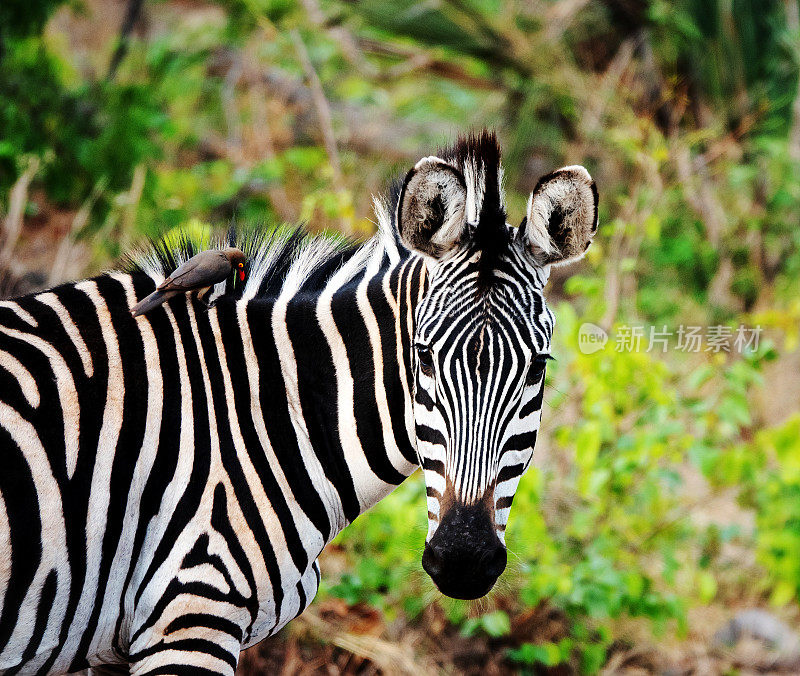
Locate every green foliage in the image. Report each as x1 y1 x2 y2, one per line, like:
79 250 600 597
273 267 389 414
460 610 511 639
708 416 800 606
649 0 799 136
507 639 574 670
0 37 166 229
0 0 67 41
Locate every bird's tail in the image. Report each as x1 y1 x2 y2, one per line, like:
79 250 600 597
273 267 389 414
131 290 167 317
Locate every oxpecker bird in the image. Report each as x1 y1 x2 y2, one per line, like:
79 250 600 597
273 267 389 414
131 247 246 317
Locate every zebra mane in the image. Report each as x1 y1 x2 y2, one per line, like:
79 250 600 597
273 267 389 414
124 224 371 303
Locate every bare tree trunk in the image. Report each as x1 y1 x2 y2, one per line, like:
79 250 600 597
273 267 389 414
221 54 244 163
671 139 737 308
118 163 146 252
289 29 344 184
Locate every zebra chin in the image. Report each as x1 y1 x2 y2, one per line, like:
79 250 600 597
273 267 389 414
421 502 507 600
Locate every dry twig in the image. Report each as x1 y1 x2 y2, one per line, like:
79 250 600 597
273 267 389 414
222 54 245 163
0 156 40 274
48 178 107 286
296 610 426 675
787 0 800 161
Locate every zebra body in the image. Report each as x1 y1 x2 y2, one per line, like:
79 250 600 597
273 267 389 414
0 132 598 674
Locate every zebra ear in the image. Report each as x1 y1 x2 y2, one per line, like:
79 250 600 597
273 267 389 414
397 156 468 259
521 165 598 267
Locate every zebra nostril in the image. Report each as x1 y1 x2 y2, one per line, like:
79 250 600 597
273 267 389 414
422 543 444 580
485 543 507 579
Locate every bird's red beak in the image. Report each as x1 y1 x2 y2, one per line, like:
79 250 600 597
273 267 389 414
239 270 246 281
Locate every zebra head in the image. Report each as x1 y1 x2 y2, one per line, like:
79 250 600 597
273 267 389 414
396 133 598 599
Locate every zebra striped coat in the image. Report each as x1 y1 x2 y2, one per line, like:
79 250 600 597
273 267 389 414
0 131 598 674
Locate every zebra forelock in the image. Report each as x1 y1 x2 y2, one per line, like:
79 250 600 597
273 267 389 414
440 130 509 290
440 129 506 227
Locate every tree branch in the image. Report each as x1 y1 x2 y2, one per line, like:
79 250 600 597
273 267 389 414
289 28 351 233
107 0 145 81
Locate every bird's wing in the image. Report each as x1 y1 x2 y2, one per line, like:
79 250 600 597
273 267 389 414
158 256 203 290
158 252 230 291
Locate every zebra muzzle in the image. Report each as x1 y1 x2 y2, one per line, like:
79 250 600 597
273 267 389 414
421 502 506 599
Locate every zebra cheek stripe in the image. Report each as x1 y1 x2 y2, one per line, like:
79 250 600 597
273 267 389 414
0 130 596 673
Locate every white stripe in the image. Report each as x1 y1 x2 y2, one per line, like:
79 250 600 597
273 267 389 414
208 309 291 608
182 302 252 598
0 403 70 671
356 249 417 478
272 290 345 534
88 274 163 661
0 473 10 627
236 300 324 554
59 280 125 661
0 301 38 327
126 301 195 640
317 268 394 512
0 350 39 407
0 325 80 477
36 292 94 378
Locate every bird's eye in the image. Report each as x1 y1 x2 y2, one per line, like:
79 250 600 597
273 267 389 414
416 344 434 377
525 355 552 387
238 262 244 268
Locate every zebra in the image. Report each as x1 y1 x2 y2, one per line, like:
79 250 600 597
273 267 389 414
0 130 598 674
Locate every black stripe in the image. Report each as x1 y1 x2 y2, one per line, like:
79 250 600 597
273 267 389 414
129 637 237 671
196 313 280 625
215 301 310 575
286 295 361 523
416 424 446 447
503 431 538 453
0 425 43 654
13 570 57 674
77 276 149 663
332 271 406 485
496 496 514 510
116 274 184 657
43 282 110 674
421 457 445 475
497 463 525 484
134 297 213 608
164 614 243 642
246 300 332 540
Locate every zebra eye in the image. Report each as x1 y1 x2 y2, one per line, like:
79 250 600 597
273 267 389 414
525 355 551 386
416 344 434 377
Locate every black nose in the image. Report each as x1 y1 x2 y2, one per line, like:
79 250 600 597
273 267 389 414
422 504 506 600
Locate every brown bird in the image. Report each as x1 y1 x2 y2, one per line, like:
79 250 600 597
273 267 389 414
131 247 246 317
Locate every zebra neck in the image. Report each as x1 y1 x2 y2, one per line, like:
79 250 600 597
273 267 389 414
266 246 426 538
